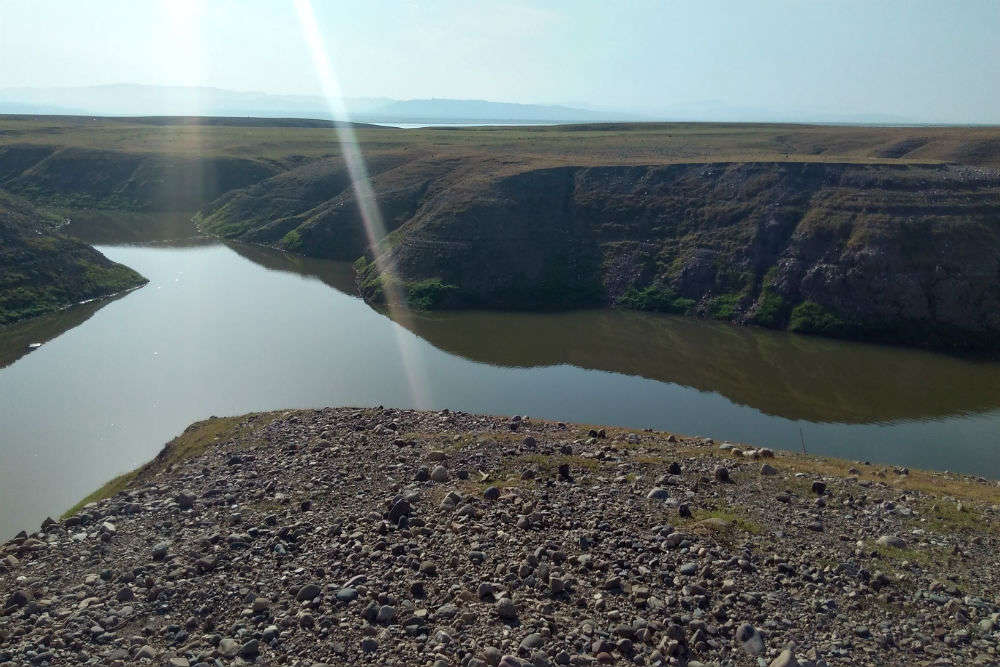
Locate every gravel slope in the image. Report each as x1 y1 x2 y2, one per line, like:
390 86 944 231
2 407 999 666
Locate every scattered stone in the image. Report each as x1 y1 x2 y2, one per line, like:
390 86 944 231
175 491 196 509
239 639 260 658
135 645 156 659
496 597 517 620
151 541 170 560
736 622 764 656
218 638 239 658
296 583 321 601
876 534 907 549
769 645 800 667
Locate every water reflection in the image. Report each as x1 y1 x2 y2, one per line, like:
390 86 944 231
227 242 357 294
0 296 123 369
388 310 1000 424
229 247 1000 425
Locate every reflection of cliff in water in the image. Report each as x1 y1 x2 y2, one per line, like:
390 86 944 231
228 244 1000 425
391 310 1000 425
227 242 357 295
0 296 122 369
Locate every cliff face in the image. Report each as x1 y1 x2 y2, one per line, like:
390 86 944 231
354 162 1000 350
0 191 146 325
192 152 1000 350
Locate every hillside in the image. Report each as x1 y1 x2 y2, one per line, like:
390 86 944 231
3 407 999 666
354 162 1000 351
3 116 1000 348
0 191 146 325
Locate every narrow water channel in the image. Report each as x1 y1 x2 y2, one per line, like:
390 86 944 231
2 240 999 539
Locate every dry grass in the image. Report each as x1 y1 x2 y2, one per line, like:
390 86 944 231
4 117 1000 169
764 452 1000 506
62 411 281 517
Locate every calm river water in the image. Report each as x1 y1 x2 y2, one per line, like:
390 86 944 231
2 240 1000 538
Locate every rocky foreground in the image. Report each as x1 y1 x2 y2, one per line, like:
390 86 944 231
2 408 1000 666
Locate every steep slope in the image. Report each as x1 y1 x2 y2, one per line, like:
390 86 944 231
195 153 450 258
355 162 1000 350
0 191 146 324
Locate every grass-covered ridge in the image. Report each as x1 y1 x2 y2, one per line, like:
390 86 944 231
0 190 147 325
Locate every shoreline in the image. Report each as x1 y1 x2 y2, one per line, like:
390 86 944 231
3 407 999 665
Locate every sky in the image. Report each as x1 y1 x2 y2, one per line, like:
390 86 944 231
0 0 998 122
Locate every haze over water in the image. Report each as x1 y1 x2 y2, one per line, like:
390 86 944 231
2 240 1000 539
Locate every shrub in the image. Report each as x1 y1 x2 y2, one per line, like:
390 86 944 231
789 300 849 335
404 278 459 309
707 293 742 320
619 286 694 314
279 229 303 251
750 290 787 327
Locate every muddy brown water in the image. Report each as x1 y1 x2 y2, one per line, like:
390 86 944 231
2 239 1000 539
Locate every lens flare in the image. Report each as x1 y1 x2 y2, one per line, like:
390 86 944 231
293 0 432 409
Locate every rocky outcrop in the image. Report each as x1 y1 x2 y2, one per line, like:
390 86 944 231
2 407 998 665
355 162 1000 351
0 191 146 325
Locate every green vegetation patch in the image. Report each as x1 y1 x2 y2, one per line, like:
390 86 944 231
279 228 303 251
788 300 852 336
618 285 695 314
680 506 764 536
707 293 742 320
866 540 949 571
750 289 789 328
914 499 989 534
405 278 460 309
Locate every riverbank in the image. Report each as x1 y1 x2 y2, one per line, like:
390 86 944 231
3 408 999 666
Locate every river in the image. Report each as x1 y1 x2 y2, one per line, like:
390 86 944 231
2 239 1000 538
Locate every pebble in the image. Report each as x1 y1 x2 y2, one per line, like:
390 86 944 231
496 597 517 620
876 534 907 549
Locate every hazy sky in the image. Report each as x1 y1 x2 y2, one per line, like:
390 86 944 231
1 0 998 121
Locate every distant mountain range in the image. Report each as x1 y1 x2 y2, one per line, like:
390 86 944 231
0 84 919 125
0 84 632 124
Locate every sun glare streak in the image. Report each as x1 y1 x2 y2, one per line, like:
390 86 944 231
293 0 433 409
160 0 206 213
